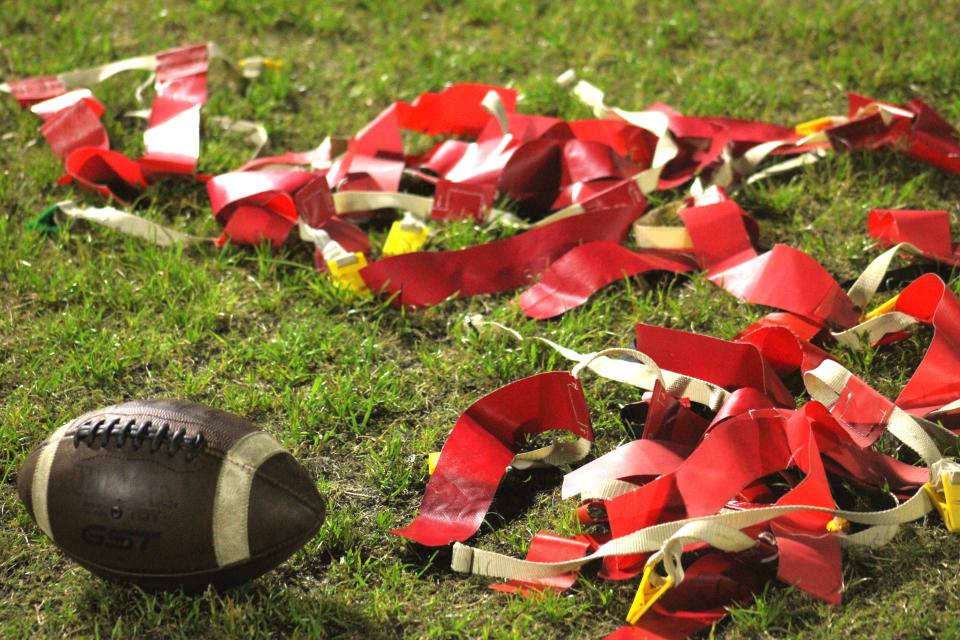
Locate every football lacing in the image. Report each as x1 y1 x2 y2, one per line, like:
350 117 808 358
72 418 206 461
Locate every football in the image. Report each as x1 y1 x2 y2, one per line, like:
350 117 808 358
17 399 325 591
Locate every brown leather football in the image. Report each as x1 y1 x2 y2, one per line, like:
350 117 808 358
17 399 325 591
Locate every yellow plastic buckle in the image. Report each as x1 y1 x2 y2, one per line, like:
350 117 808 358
863 294 900 321
826 516 850 534
625 561 674 625
383 220 429 257
427 451 441 475
794 116 839 137
327 252 369 295
924 470 960 533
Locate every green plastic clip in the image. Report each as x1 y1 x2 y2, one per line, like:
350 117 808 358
26 204 61 234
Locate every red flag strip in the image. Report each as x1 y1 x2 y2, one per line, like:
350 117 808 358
519 242 696 319
872 274 960 417
139 44 209 178
61 148 148 201
634 324 795 407
6 74 66 107
360 205 641 307
826 93 960 174
38 96 108 159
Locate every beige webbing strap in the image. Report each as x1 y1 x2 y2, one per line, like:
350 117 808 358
481 90 509 137
633 225 693 251
888 409 959 467
56 201 210 247
930 398 960 417
451 489 934 581
745 148 829 185
60 54 158 88
569 478 644 501
645 520 756 585
207 116 269 160
846 242 924 310
831 312 918 348
333 191 434 218
28 89 94 115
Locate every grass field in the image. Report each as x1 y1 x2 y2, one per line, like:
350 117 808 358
3 1 960 638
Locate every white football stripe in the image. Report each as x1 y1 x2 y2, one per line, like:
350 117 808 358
212 431 284 567
31 422 73 541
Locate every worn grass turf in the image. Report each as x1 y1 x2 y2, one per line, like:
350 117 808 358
3 1 960 638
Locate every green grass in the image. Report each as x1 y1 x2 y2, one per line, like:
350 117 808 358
3 0 960 638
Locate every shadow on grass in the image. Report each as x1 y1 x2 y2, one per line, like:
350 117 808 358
72 574 390 639
398 466 566 577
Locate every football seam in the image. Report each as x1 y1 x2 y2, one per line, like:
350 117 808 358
64 412 223 436
65 407 251 432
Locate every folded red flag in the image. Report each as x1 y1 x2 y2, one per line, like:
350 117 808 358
827 93 960 175
140 44 210 177
868 209 957 262
635 323 794 406
39 100 108 159
62 148 147 201
679 198 860 327
885 274 960 416
207 171 318 247
606 548 777 640
7 75 67 107
391 372 592 546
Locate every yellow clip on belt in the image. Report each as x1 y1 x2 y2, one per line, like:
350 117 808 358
794 116 839 137
924 471 960 533
863 294 900 321
327 252 370 294
427 451 441 475
826 516 850 534
383 220 430 257
626 561 674 624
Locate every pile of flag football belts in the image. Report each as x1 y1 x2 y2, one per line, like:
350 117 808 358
8 43 960 639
